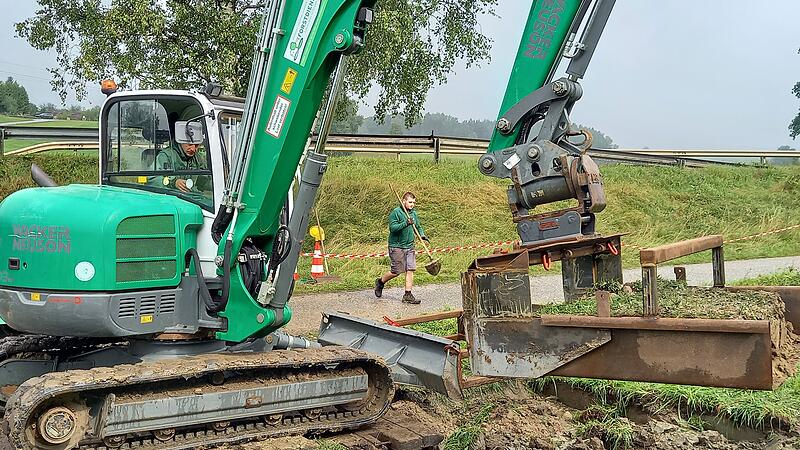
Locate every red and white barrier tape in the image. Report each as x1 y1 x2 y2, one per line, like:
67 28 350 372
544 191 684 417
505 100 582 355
299 224 800 259
724 223 800 243
299 240 519 259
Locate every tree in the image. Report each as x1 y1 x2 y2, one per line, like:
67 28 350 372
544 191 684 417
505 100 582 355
330 95 364 134
17 0 495 122
0 77 34 115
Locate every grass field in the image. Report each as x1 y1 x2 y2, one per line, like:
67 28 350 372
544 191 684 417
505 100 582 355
21 119 97 128
0 115 24 124
2 139 50 153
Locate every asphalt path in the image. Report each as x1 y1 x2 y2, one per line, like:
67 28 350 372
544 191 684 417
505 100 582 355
285 255 800 335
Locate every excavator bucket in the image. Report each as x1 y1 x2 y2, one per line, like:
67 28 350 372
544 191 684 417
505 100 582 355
318 312 463 399
460 236 795 390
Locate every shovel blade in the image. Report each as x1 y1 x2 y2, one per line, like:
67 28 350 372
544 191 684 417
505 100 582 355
425 259 441 276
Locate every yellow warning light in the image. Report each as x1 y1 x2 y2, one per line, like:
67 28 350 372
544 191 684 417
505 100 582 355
101 79 118 95
309 225 325 241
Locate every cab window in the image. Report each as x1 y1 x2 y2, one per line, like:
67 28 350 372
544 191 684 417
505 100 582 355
103 98 214 211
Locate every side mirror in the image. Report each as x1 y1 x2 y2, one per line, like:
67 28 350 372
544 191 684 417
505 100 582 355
174 121 205 144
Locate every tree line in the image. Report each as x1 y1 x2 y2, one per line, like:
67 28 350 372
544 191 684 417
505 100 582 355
0 77 100 120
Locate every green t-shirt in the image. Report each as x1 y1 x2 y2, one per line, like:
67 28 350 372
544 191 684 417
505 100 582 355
388 206 424 249
147 141 213 208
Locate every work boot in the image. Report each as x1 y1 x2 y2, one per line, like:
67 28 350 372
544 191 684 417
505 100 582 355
402 291 420 304
374 278 384 298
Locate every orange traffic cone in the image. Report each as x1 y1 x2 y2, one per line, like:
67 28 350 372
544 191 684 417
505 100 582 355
293 267 299 281
310 241 325 278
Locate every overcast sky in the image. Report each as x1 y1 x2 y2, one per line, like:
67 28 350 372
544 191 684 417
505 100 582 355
3 1 800 149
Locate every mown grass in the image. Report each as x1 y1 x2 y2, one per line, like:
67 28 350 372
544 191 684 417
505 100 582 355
537 279 784 320
733 267 800 286
0 115 24 124
3 139 51 153
21 119 97 128
2 155 800 295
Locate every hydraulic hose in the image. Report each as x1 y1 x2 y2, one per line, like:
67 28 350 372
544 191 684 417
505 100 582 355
268 225 292 278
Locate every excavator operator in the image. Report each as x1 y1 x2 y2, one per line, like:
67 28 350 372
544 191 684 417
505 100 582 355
149 111 211 196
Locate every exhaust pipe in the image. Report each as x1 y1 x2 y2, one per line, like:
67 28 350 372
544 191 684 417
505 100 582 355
31 164 57 187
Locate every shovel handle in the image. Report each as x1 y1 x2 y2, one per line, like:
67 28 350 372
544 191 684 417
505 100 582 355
390 185 434 259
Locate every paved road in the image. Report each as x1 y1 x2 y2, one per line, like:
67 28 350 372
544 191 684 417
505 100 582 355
285 255 800 334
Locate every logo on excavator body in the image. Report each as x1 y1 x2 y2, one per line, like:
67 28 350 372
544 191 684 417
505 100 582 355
524 0 565 60
284 0 322 65
140 314 153 324
11 224 71 254
281 68 298 94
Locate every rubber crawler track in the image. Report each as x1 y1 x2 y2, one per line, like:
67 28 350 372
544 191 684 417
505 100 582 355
3 346 394 450
0 334 120 362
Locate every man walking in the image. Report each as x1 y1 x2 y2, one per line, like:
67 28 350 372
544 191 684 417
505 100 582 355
374 191 428 304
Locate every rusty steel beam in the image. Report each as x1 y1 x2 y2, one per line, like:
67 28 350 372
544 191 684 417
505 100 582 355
549 326 773 389
726 286 800 332
387 310 463 327
639 235 723 265
471 233 624 270
540 315 770 334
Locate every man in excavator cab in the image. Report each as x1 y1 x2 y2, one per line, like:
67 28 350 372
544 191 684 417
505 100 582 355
104 97 216 210
152 111 212 194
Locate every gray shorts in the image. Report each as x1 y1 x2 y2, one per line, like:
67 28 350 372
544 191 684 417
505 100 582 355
389 247 416 274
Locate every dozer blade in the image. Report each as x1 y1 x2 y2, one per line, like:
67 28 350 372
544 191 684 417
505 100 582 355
319 311 463 399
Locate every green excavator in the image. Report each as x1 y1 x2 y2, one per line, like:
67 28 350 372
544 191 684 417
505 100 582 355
0 0 793 448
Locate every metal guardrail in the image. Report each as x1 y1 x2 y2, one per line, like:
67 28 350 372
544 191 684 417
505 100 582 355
5 141 99 156
0 126 98 140
3 126 799 166
311 134 744 167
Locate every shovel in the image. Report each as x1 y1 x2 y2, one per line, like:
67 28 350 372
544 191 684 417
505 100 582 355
391 185 442 276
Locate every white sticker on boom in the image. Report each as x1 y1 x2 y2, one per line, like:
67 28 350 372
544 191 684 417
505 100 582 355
265 96 291 138
284 0 322 65
503 153 521 169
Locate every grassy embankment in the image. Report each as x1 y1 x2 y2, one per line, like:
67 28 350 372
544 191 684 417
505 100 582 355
2 154 800 294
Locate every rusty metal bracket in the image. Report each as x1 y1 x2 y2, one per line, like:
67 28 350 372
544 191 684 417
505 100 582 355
640 235 725 316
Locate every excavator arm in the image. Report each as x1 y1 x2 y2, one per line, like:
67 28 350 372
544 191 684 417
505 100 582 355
211 0 614 343
211 0 376 341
